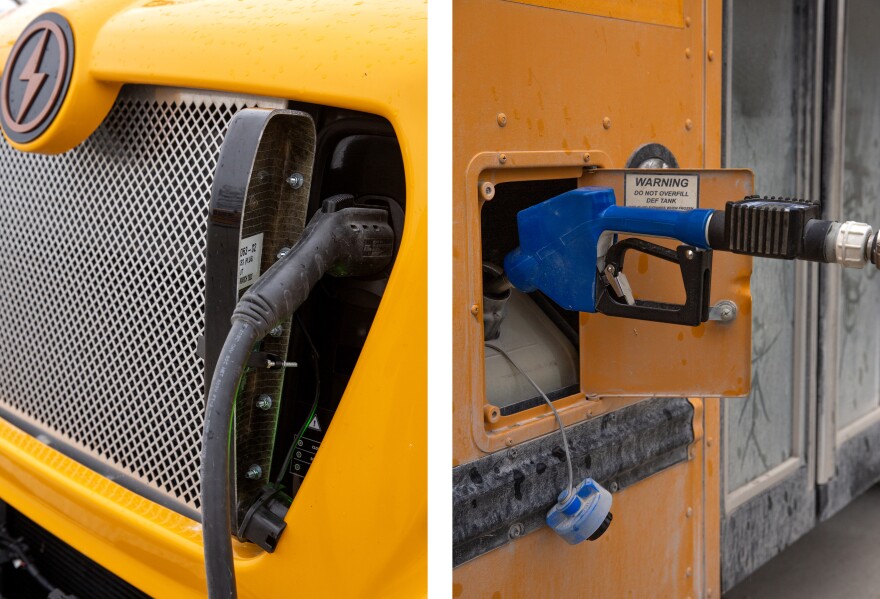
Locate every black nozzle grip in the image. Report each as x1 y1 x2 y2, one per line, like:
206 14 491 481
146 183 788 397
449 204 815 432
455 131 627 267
596 239 712 327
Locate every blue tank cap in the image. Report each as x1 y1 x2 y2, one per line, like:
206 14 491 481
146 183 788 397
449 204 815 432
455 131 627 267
546 478 613 545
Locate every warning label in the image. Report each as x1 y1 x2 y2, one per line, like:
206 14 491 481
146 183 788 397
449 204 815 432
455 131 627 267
624 173 699 211
291 407 332 479
307 415 321 432
237 232 264 291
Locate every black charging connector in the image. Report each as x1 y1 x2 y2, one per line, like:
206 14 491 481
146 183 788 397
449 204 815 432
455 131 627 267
201 195 395 599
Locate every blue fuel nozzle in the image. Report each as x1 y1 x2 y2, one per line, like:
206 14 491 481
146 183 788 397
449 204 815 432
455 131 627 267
503 187 714 313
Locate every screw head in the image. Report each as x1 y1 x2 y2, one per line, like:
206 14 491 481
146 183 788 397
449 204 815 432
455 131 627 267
685 47 692 59
497 113 508 127
286 172 304 189
508 522 524 538
685 118 694 131
245 464 263 480
470 304 480 316
498 153 507 164
269 325 284 337
256 394 273 410
685 249 695 260
708 50 715 61
583 152 591 163
277 247 291 260
479 181 496 201
609 481 619 492
602 117 612 129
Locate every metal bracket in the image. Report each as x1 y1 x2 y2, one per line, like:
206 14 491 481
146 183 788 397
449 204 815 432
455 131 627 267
708 300 738 323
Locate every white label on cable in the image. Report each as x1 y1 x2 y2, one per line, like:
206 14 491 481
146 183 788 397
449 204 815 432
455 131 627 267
624 173 699 211
237 232 264 291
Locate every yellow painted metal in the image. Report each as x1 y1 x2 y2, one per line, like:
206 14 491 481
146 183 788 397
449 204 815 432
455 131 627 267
454 0 724 596
0 1 426 597
506 0 685 27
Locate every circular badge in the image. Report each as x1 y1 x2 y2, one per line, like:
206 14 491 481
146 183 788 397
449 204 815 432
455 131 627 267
0 13 75 144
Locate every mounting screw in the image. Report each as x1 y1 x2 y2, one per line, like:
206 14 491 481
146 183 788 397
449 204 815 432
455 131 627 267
498 153 508 164
286 172 304 189
602 117 612 129
497 113 508 127
685 47 692 59
277 247 291 259
508 522 524 539
256 394 273 410
484 404 500 424
684 249 694 260
609 481 619 492
685 118 694 131
708 50 715 61
583 153 591 163
479 181 495 201
505 437 515 446
470 303 480 316
245 464 263 480
269 325 283 337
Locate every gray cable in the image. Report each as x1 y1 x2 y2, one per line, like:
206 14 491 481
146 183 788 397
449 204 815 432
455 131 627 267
484 343 575 501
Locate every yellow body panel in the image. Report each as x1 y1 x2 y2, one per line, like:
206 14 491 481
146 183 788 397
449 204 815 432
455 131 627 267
0 1 426 597
507 0 685 27
453 0 723 596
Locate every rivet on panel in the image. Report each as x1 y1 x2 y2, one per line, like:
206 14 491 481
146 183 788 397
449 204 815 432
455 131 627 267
479 181 495 200
602 117 612 130
498 153 508 164
686 567 693 578
470 304 480 316
685 16 692 27
484 404 500 423
685 47 692 59
686 507 693 518
708 50 715 61
497 113 508 127
685 119 694 131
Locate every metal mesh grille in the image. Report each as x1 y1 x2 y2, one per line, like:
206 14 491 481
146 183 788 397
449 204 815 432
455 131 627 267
0 87 283 514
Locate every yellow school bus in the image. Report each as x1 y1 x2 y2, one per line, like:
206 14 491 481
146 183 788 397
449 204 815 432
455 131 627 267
454 0 880 597
0 1 425 597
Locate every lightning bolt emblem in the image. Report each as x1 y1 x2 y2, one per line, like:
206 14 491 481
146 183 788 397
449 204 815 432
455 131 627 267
15 30 50 125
